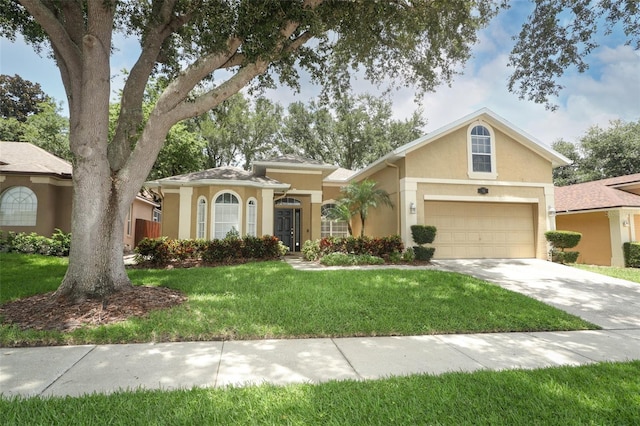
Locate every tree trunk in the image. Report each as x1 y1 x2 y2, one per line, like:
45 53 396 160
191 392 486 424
55 165 132 302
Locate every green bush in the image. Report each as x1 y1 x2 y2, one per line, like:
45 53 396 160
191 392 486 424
545 231 582 250
302 239 321 261
402 247 416 263
136 235 284 266
410 225 437 245
388 250 403 264
318 235 404 258
623 242 640 268
413 246 436 262
319 252 384 266
0 229 71 256
551 249 580 264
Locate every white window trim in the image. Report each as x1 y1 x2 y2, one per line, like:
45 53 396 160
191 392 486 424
467 122 498 180
196 196 207 239
320 200 350 238
246 197 257 237
212 190 243 239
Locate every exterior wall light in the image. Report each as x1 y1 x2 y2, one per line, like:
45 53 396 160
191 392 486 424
548 206 556 217
622 220 630 227
409 202 417 214
477 187 489 195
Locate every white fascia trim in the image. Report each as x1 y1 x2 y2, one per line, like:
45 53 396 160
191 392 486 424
406 177 554 189
253 161 337 171
424 194 539 203
266 168 322 175
556 207 640 216
147 180 290 190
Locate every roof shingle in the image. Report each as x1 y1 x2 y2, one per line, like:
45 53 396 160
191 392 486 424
555 173 640 212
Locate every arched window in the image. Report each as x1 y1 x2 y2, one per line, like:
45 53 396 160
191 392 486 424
467 123 497 179
246 198 257 237
213 192 240 239
321 203 349 238
196 197 207 239
0 186 37 226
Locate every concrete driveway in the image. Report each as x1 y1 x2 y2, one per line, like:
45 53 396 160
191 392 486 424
433 259 640 330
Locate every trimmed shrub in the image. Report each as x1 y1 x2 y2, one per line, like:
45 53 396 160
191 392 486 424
410 225 437 245
623 242 640 268
317 235 404 258
551 250 580 264
546 230 581 265
545 231 581 250
413 246 435 262
136 235 284 266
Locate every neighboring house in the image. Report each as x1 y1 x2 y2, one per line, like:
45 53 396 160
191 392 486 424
146 108 569 259
555 174 640 267
0 142 159 249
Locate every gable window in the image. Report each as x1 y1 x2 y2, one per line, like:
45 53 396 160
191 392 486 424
0 186 37 226
321 203 349 238
213 192 240 239
246 198 257 237
196 197 207 239
467 123 497 179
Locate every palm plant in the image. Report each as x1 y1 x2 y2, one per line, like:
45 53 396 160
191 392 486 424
340 179 393 237
325 200 354 236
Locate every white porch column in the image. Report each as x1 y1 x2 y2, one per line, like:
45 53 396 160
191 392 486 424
261 189 274 236
400 178 418 248
178 186 193 239
608 210 626 267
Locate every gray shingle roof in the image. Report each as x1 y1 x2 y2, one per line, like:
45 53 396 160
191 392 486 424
0 142 72 176
149 166 289 189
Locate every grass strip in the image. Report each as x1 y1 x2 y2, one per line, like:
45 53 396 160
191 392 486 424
2 361 639 425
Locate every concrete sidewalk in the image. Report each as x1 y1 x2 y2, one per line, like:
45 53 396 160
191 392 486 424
2 258 639 398
2 329 639 398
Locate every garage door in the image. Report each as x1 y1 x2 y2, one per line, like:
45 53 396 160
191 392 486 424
424 201 535 259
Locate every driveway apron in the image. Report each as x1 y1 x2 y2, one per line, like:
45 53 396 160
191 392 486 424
432 259 640 330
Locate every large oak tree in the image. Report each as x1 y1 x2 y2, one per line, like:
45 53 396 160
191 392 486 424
0 0 500 301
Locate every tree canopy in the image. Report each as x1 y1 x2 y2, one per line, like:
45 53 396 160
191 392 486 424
509 0 640 108
552 118 640 185
0 73 49 121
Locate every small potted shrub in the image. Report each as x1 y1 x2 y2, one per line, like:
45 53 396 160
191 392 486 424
411 225 437 262
545 230 581 264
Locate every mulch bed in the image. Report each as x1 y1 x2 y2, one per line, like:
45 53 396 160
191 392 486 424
0 286 186 332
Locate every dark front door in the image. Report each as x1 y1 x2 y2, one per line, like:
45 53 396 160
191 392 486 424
275 208 301 252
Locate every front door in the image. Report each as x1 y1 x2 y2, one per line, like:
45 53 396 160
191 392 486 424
275 208 301 251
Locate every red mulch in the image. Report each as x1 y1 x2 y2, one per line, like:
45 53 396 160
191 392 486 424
0 286 186 332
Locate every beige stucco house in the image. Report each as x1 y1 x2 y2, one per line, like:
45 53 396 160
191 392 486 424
146 108 570 260
555 173 640 267
0 142 160 249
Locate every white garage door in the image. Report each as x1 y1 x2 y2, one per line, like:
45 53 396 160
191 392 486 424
424 201 536 259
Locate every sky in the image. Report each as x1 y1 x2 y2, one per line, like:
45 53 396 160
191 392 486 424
1 2 639 147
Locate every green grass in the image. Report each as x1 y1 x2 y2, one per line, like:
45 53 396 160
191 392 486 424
2 361 639 424
574 264 640 283
0 253 597 346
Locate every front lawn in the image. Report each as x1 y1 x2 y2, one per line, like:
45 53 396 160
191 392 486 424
573 264 640 283
0 253 597 346
3 361 639 424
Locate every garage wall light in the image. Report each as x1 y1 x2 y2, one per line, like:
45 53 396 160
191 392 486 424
477 187 489 195
409 202 417 214
548 206 556 217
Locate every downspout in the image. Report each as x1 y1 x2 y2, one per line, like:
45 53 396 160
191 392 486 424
385 161 401 235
